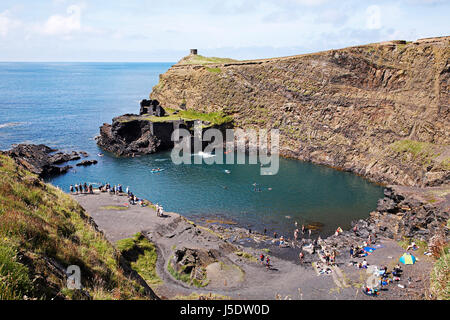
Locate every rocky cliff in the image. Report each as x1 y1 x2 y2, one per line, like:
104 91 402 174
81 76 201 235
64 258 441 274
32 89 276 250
151 37 450 187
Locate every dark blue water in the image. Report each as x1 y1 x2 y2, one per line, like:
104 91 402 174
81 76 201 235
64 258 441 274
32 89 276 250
0 62 384 237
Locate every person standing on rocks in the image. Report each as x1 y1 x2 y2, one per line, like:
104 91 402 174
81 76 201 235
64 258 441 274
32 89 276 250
70 184 74 194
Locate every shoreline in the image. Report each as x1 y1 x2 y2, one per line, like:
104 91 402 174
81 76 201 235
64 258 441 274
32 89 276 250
71 189 434 300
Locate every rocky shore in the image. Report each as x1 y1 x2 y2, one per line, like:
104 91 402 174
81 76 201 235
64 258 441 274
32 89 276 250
3 144 95 178
96 114 189 156
72 190 437 300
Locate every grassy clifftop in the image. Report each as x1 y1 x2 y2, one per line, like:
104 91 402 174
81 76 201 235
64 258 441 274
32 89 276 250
0 154 153 300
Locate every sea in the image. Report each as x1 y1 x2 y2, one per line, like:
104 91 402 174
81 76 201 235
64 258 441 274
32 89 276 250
0 62 384 237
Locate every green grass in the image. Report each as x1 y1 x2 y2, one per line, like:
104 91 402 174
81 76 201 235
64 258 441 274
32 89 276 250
235 251 258 263
0 154 148 300
398 237 428 256
205 67 222 73
167 256 209 288
143 108 232 126
0 244 32 300
100 205 129 211
116 233 162 286
430 245 450 300
122 107 233 126
390 139 443 167
179 54 237 65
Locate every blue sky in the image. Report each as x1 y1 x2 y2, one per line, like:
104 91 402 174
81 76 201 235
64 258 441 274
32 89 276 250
0 0 449 61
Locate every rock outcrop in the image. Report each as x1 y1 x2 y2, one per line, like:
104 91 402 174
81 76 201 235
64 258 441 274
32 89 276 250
76 160 98 167
4 144 94 178
151 36 450 187
96 115 190 156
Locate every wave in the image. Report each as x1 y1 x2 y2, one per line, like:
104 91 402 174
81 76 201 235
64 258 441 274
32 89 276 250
0 122 29 129
154 158 170 162
193 151 216 159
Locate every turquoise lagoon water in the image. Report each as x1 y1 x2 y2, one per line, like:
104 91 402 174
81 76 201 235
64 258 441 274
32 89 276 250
0 62 384 237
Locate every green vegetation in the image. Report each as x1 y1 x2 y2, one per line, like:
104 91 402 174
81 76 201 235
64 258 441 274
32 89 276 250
0 245 32 300
167 256 209 288
430 244 449 300
390 139 443 167
117 233 162 286
122 107 233 126
100 205 129 211
172 292 231 300
0 154 147 300
205 67 222 73
398 237 428 256
179 54 237 65
235 251 258 263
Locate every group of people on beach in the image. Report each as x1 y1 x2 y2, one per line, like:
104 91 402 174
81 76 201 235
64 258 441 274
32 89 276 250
70 183 93 194
70 181 165 215
99 183 123 195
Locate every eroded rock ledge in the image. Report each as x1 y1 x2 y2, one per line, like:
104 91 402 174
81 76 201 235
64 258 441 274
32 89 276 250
4 144 92 178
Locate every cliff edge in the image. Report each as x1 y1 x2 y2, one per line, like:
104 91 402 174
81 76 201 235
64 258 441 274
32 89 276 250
151 37 450 187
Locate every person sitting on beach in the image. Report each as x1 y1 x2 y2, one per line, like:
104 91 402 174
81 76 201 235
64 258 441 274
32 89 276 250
361 259 368 269
139 199 144 207
350 245 355 258
279 236 285 247
406 242 419 251
392 264 402 277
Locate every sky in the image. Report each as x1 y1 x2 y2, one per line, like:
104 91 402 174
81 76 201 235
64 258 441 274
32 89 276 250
0 0 449 62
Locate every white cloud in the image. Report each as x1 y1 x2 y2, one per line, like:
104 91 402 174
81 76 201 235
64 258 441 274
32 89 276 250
0 10 21 37
41 5 82 36
290 0 329 5
366 5 381 30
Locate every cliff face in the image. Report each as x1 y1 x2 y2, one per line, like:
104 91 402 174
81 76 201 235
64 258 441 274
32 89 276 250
151 37 450 187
